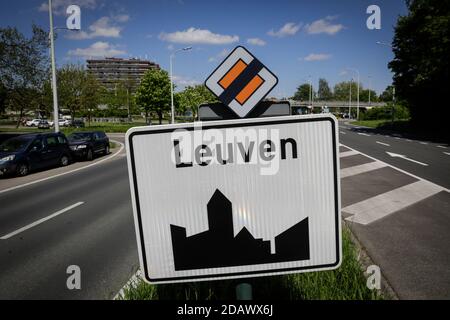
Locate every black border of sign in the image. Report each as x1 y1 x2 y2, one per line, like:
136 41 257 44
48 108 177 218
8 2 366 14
128 116 340 283
204 46 279 118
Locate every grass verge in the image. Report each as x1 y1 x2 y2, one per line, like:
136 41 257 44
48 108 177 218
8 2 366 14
118 226 382 300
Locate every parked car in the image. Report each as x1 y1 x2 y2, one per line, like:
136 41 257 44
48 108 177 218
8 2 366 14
37 120 50 129
70 119 85 128
49 119 71 127
26 119 42 127
67 131 110 161
0 133 72 177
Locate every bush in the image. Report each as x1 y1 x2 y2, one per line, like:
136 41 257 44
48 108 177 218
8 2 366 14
361 104 409 121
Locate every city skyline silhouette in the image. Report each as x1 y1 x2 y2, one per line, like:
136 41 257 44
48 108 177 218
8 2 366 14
170 189 310 270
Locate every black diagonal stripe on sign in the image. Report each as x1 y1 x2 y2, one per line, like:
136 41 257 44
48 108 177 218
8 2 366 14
218 59 264 106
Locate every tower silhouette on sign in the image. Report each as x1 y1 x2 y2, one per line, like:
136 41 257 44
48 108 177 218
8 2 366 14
170 189 310 270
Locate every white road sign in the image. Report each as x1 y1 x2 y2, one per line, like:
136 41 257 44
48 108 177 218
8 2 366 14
126 114 341 284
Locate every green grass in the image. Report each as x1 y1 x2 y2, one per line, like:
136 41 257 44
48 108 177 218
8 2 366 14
118 226 382 300
351 119 411 129
0 119 184 134
109 141 118 149
351 120 389 128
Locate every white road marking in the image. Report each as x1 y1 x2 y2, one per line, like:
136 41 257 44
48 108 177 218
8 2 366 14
0 202 84 240
341 144 449 192
357 133 371 137
0 140 124 195
444 152 450 156
420 142 428 145
386 152 428 166
395 137 401 140
340 131 346 135
340 161 387 178
376 141 390 147
437 145 447 149
340 150 359 158
344 180 444 225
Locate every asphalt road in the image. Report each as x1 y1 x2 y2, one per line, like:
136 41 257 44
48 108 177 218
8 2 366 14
0 124 448 299
0 137 138 299
339 121 450 189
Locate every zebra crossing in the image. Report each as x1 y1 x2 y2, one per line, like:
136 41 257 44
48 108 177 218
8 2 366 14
339 145 448 225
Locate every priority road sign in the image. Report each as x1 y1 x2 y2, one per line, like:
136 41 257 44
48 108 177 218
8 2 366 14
126 114 341 284
205 46 278 118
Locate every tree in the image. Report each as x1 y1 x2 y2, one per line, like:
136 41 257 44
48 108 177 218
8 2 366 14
57 64 85 120
80 74 102 126
292 83 312 102
0 82 7 115
317 78 333 100
135 69 171 124
360 89 378 103
177 85 217 119
379 85 395 102
0 25 49 127
388 0 450 130
333 81 357 101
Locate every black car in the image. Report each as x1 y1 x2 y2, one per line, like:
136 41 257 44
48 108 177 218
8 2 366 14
71 119 85 128
0 133 72 177
67 131 110 161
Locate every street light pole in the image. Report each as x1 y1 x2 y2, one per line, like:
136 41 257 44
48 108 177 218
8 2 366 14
391 86 395 126
48 0 59 133
170 46 192 124
308 76 312 107
349 78 352 118
347 68 360 120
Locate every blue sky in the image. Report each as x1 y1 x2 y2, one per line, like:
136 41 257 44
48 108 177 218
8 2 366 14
1 0 408 96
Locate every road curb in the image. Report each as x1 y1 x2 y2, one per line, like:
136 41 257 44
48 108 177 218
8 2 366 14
114 269 143 300
344 221 399 300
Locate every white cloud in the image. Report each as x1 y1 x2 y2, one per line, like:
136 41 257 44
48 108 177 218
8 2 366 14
114 14 130 23
39 0 98 15
66 16 123 40
68 41 126 58
159 28 239 45
267 22 301 38
302 53 332 61
208 49 230 62
305 16 344 35
247 38 266 46
173 75 200 88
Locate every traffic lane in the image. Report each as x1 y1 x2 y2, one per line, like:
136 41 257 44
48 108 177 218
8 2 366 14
0 157 128 237
339 127 450 189
0 164 137 299
340 127 450 167
340 122 449 158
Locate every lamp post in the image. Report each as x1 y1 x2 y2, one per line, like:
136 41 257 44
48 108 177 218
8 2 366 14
48 0 80 132
170 46 192 124
308 75 313 107
48 0 59 133
346 68 360 120
349 78 352 119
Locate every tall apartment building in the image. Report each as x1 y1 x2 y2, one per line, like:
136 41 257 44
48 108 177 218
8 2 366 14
86 57 160 91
